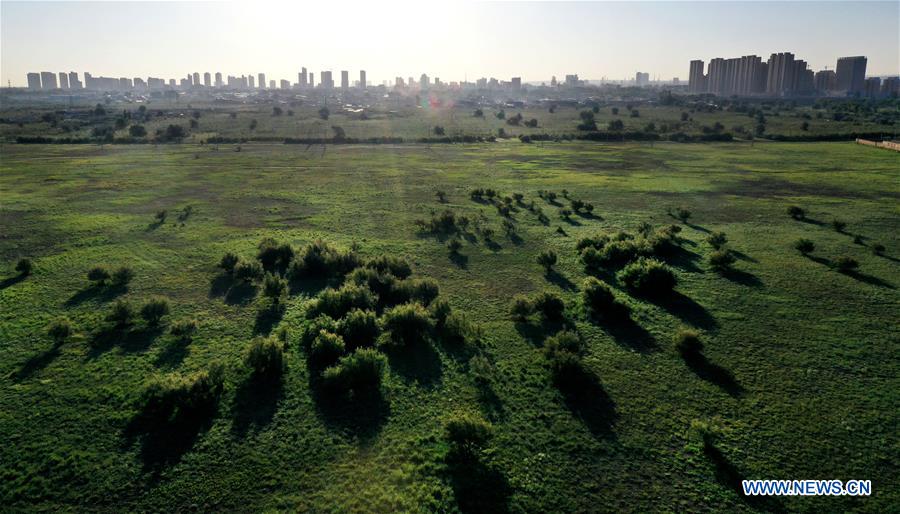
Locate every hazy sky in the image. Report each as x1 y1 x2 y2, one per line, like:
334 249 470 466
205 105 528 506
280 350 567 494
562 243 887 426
1 1 898 86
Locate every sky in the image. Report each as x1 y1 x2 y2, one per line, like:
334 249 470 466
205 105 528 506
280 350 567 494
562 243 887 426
1 0 898 87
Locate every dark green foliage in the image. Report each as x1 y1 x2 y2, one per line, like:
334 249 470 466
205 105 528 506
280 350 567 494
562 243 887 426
706 231 728 250
582 277 629 319
470 188 485 200
112 266 134 286
709 250 736 272
128 125 147 138
834 256 859 273
234 260 263 282
532 291 565 321
313 284 377 319
366 255 412 279
537 249 557 273
318 107 330 120
219 252 239 274
309 330 346 369
787 205 806 220
618 258 677 295
429 298 452 328
47 317 73 343
510 294 533 321
674 328 703 355
397 278 440 306
262 273 287 304
134 366 224 427
289 240 361 279
88 266 111 286
447 238 463 254
421 210 458 234
245 336 285 379
435 190 447 203
559 208 572 220
257 238 294 272
106 300 135 328
544 330 586 358
831 220 847 233
444 414 492 455
140 297 170 325
675 208 692 223
794 238 815 255
441 312 475 346
338 309 380 349
347 267 397 304
380 302 434 346
170 319 198 342
871 243 885 256
15 258 32 276
300 315 339 348
433 126 445 136
321 348 386 397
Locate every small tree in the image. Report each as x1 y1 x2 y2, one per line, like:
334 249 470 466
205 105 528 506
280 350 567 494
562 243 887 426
533 291 565 321
834 256 859 273
618 258 677 296
433 126 445 136
708 250 736 273
321 348 386 397
831 220 847 233
140 297 170 326
87 267 111 286
674 327 703 356
706 232 728 250
107 300 134 328
309 330 346 369
112 266 135 286
262 273 287 304
170 319 198 342
510 295 533 321
582 277 628 319
318 107 330 120
675 208 692 224
245 336 285 380
234 260 263 283
219 252 240 274
787 205 805 220
380 303 434 346
871 243 886 256
444 414 492 457
435 190 447 203
15 258 33 276
794 238 815 255
447 238 463 254
47 317 73 344
536 250 558 273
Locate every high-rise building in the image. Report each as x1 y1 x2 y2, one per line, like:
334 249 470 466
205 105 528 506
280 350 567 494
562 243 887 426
26 73 41 90
881 76 900 97
68 72 82 89
58 72 69 89
766 52 796 96
204 72 211 87
419 74 429 88
308 73 314 88
258 73 266 89
249 75 255 88
864 77 881 97
119 77 133 89
688 60 706 93
321 71 333 88
134 78 146 89
215 72 223 88
269 80 276 89
341 70 349 89
359 70 366 89
169 79 176 87
40 71 58 89
299 67 308 88
192 72 200 86
280 79 291 89
835 56 867 95
635 72 650 87
814 70 836 93
511 77 522 89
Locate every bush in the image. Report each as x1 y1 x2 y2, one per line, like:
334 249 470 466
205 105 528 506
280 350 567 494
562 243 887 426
544 330 585 358
709 250 736 272
309 330 346 369
15 258 32 276
300 315 339 348
834 256 859 273
831 220 847 233
510 294 533 321
546 349 587 384
170 319 198 341
871 243 886 256
234 260 263 282
441 312 475 345
262 273 287 304
787 205 805 220
537 249 557 273
794 238 815 255
140 297 170 325
429 298 452 327
447 238 463 254
380 302 434 346
219 252 240 274
135 366 224 426
532 291 565 321
559 208 572 220
245 336 285 379
88 266 111 286
290 240 361 279
675 208 692 223
313 284 377 319
339 309 380 349
397 278 440 306
347 267 397 303
106 300 134 328
674 328 702 355
706 232 727 250
444 414 492 455
257 239 294 272
47 317 73 343
618 258 677 296
112 266 135 286
321 348 386 397
582 277 629 319
365 255 412 279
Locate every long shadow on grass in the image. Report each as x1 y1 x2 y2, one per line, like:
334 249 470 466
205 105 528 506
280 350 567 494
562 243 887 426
449 252 469 269
721 268 763 288
843 271 895 289
553 365 618 439
704 439 785 512
154 339 190 369
514 319 570 348
254 303 285 335
383 341 443 389
664 245 703 273
65 284 127 307
288 276 339 297
0 274 26 290
12 342 63 381
88 325 164 359
231 373 284 438
546 270 576 291
679 343 743 397
310 384 390 442
649 291 718 330
224 282 258 306
445 452 511 514
589 314 657 354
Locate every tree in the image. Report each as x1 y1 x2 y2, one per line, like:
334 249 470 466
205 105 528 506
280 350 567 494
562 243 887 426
189 119 199 129
709 250 736 273
318 107 330 120
447 238 463 254
129 125 147 137
15 258 33 276
245 336 285 380
495 110 505 120
675 208 692 223
262 273 287 304
87 267 111 286
272 106 283 116
800 121 810 131
510 295 533 321
473 109 484 117
612 107 619 115
536 249 557 273
533 291 565 321
834 256 859 273
706 232 727 250
794 238 815 255
219 252 240 274
47 318 73 344
608 119 625 131
249 119 258 130
435 190 447 203
444 415 492 457
140 297 170 325
332 126 346 140
433 125 445 136
787 205 805 220
106 300 134 328
831 220 847 233
234 260 263 282
112 266 135 286
163 124 186 141
618 258 677 296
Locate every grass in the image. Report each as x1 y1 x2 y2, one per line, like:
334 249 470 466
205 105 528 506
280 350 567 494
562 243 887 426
1 140 898 512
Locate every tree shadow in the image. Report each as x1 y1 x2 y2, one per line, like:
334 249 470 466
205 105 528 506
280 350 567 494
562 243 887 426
64 283 127 307
288 276 336 297
384 341 443 389
679 344 743 397
546 270 576 291
254 302 285 335
703 439 785 512
553 364 618 439
685 222 710 234
561 217 582 226
208 273 233 298
449 252 469 269
592 315 658 354
88 324 164 359
877 253 900 264
665 245 703 273
797 217 825 227
508 233 525 246
154 339 190 369
145 219 165 232
843 271 895 289
11 342 62 381
475 381 506 422
231 373 285 438
0 274 26 290
224 281 258 306
651 291 718 330
445 452 511 514
576 211 603 221
514 319 568 348
485 240 502 252
805 255 832 267
721 268 763 288
310 385 390 443
730 250 758 263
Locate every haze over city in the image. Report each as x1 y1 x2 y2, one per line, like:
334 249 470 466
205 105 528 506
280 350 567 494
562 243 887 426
2 0 898 87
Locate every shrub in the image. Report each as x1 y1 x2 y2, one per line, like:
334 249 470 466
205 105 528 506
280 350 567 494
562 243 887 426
397 278 440 306
135 366 224 425
618 258 677 296
321 348 386 397
290 240 361 279
706 232 727 250
15 258 32 276
871 243 886 256
47 317 73 343
536 250 557 273
441 312 475 345
469 354 495 384
300 315 339 348
170 319 198 341
831 220 847 233
234 260 263 282
339 309 380 349
88 266 111 286
787 206 805 220
447 238 463 254
257 239 294 272
245 336 285 379
582 277 629 319
347 267 397 303
309 330 346 368
219 252 239 274
112 266 135 286
155 210 167 223
380 302 434 346
709 250 736 273
510 294 533 321
365 255 412 279
675 208 692 223
313 284 377 319
444 414 492 456
429 298 452 327
106 300 135 328
544 330 585 359
674 328 702 355
577 235 608 252
794 238 815 255
533 291 565 321
834 256 859 273
546 349 587 384
470 188 485 200
262 273 287 304
436 190 447 203
559 208 572 220
140 297 170 325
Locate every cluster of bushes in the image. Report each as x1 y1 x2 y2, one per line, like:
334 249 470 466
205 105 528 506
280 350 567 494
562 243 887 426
543 330 589 386
219 239 363 286
133 365 225 427
578 226 681 271
617 258 678 296
245 335 285 381
510 291 566 322
87 265 135 287
104 296 171 328
581 277 630 321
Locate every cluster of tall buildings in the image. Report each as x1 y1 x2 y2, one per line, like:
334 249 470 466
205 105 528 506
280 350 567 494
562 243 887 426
23 68 370 92
688 53 895 97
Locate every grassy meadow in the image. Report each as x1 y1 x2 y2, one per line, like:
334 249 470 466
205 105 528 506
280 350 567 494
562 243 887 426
1 140 898 512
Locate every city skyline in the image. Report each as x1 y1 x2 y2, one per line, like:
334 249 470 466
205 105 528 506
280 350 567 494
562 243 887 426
2 1 898 87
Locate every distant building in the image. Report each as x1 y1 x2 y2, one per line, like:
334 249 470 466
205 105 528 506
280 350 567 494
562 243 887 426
864 77 881 97
58 72 69 89
476 77 487 88
359 70 366 89
765 52 797 96
148 77 166 89
635 72 650 87
320 71 333 88
688 60 706 93
550 75 557 87
835 56 867 95
68 71 82 89
881 76 900 96
134 77 146 89
280 79 290 89
299 67 308 88
119 77 132 89
26 72 41 90
258 73 266 89
511 77 522 89
204 72 211 87
420 73 429 88
814 70 836 93
169 79 176 87
341 70 349 89
269 80 276 89
40 71 57 89
564 74 580 86
192 72 200 86
308 73 314 88
215 72 223 88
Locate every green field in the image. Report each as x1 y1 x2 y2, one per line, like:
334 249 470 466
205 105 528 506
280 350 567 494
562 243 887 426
1 141 898 512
